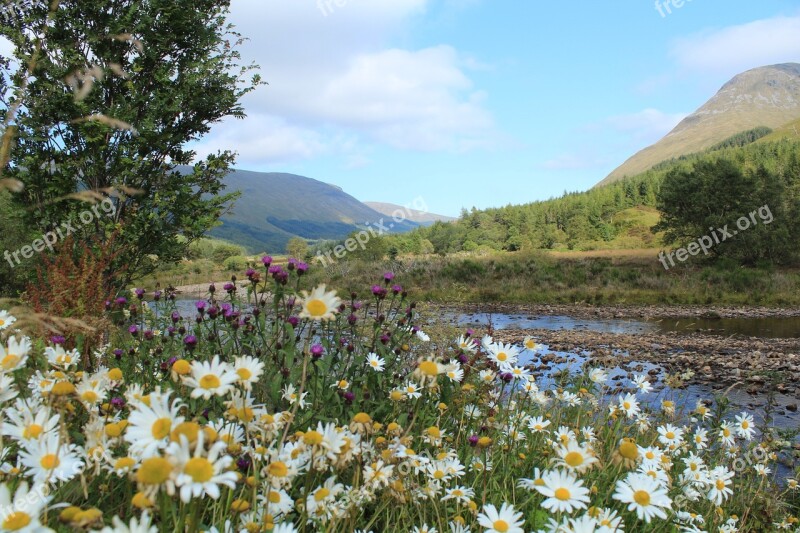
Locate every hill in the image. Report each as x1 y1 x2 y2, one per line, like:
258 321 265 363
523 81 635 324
202 169 418 252
364 202 456 226
599 63 800 186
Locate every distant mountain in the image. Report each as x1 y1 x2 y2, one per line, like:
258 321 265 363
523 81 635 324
364 202 456 226
202 169 418 253
598 63 800 186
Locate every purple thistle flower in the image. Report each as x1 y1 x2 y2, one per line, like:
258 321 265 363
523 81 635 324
128 325 139 336
134 288 145 300
261 255 273 266
310 344 324 359
50 335 65 345
183 335 198 350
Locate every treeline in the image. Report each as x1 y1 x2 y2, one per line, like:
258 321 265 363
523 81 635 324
386 139 800 257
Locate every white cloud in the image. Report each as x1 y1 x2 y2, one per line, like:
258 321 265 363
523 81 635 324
670 15 800 75
198 0 497 163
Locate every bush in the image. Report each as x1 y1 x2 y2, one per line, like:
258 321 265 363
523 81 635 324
223 255 249 272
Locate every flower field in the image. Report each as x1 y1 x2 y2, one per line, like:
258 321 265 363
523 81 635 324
0 259 798 532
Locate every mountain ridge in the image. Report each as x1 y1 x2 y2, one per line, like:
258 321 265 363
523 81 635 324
598 63 800 186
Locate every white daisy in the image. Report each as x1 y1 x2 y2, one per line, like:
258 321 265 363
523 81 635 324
183 355 238 399
535 469 591 513
298 285 342 321
125 389 185 458
94 512 157 533
44 345 80 370
19 433 84 485
0 481 54 532
0 336 32 373
169 432 238 503
233 355 264 391
0 310 16 331
613 472 672 523
476 503 525 533
366 353 385 372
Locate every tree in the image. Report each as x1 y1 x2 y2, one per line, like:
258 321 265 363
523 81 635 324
1 0 261 288
285 237 309 260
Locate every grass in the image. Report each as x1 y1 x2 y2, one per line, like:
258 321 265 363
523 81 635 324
300 251 800 307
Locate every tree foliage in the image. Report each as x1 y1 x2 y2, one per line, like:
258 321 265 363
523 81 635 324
0 0 260 288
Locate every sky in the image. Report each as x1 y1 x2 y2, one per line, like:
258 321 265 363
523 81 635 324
5 1 800 217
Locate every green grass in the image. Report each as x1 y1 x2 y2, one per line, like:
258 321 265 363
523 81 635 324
301 251 800 307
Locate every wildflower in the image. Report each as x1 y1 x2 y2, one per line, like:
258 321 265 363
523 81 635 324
486 342 520 370
94 512 157 533
719 422 736 447
44 345 80 370
588 367 608 385
692 427 708 450
169 433 237 503
618 393 640 418
282 384 309 409
612 437 640 469
613 472 672 523
657 424 684 448
457 335 478 353
535 469 591 513
523 336 543 351
734 412 755 441
233 355 264 391
1 336 31 373
183 355 239 400
707 466 734 505
125 390 185 458
554 440 597 473
476 503 525 533
19 433 84 485
299 285 342 321
0 481 53 532
443 486 475 504
0 310 16 331
444 363 464 382
366 353 385 372
632 374 653 394
2 399 59 443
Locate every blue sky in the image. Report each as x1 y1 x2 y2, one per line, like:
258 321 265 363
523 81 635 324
195 0 800 217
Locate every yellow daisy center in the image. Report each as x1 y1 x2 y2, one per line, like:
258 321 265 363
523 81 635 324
314 488 330 502
666 431 675 439
555 488 571 500
418 361 439 376
200 374 221 389
716 479 726 490
564 451 584 467
184 457 214 483
741 421 749 429
493 520 509 532
81 390 99 403
237 368 253 381
306 299 327 317
171 422 201 444
268 461 288 477
2 512 31 530
115 457 136 471
1 354 20 369
303 430 324 446
433 470 445 480
137 457 172 484
40 454 60 470
268 491 282 503
23 424 44 439
151 418 172 440
633 490 651 506
619 441 638 460
496 352 507 362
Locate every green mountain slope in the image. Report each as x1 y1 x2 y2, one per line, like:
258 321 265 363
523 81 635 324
599 63 800 186
201 169 418 253
364 202 456 226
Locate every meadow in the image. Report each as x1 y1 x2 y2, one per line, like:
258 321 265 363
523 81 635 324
1 260 798 532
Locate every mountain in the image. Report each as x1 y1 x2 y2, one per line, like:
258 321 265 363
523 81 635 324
364 202 456 226
598 63 800 186
205 169 418 252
